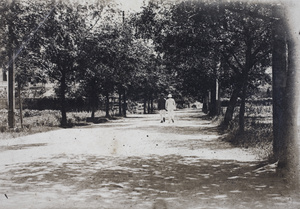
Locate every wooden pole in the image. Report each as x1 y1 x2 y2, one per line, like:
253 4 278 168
8 0 15 128
8 52 15 128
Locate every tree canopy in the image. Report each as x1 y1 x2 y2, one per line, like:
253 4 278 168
1 0 274 127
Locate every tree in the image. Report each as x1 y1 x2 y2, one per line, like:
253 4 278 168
40 1 87 127
272 3 299 187
219 2 272 131
4 0 17 128
107 9 167 116
272 4 286 161
131 2 174 103
113 18 135 117
128 39 165 114
78 4 130 118
15 1 51 127
135 1 230 114
78 33 117 118
135 1 273 129
1 0 50 128
74 0 115 118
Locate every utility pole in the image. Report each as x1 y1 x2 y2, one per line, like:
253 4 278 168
122 10 127 117
8 52 15 128
8 0 15 128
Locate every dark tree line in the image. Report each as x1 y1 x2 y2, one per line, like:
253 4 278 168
138 1 273 131
1 0 167 126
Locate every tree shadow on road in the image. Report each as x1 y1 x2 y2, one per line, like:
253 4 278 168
2 154 299 209
126 125 223 137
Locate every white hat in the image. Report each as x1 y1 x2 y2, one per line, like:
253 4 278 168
167 94 172 98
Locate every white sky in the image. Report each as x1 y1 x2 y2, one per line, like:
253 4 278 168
114 0 147 12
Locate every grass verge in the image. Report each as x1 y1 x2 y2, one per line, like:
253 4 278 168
217 105 273 161
0 109 109 139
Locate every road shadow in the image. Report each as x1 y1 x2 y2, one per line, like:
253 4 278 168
2 154 299 208
126 125 222 136
0 143 48 151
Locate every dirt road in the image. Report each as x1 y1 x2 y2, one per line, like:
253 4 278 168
0 109 299 209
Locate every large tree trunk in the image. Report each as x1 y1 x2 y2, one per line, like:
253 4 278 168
272 5 287 160
272 4 299 188
238 82 247 132
276 4 299 187
277 38 300 188
223 85 241 128
8 51 15 128
8 2 15 128
238 37 252 133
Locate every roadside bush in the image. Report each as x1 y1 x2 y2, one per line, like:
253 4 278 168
0 109 110 139
220 103 273 160
222 117 273 161
0 126 7 133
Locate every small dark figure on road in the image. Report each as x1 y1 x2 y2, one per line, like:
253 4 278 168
165 94 176 123
157 94 166 123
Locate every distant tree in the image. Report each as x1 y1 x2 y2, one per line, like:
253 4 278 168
113 19 135 117
128 38 165 113
76 2 117 118
78 33 117 118
135 2 226 115
77 4 147 118
132 2 184 107
135 1 273 127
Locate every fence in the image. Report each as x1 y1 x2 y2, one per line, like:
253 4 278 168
21 97 91 112
221 98 272 107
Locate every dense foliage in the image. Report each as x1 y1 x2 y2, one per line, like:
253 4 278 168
1 0 273 128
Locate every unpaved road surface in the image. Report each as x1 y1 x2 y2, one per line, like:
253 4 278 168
0 109 299 209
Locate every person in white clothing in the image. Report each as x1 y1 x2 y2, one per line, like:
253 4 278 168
165 94 176 123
